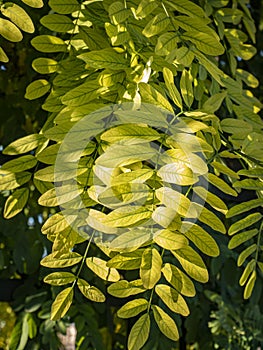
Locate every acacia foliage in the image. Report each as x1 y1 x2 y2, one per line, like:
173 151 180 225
0 0 263 349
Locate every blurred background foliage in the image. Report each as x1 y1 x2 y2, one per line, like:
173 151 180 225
0 0 262 349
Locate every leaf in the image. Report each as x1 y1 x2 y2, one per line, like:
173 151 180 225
152 206 181 229
109 1 130 24
21 0 43 7
78 48 127 70
180 69 194 108
238 168 263 178
208 173 237 197
40 14 74 32
1 155 37 172
156 187 197 218
182 31 224 55
163 67 183 109
155 32 180 56
101 206 152 228
244 270 256 299
25 79 51 100
172 246 208 283
155 284 189 316
228 229 258 249
239 259 255 286
107 280 146 298
41 252 82 268
128 313 150 350
139 83 173 113
154 229 188 250
202 91 227 113
0 18 22 42
38 185 81 207
101 124 160 144
3 188 29 219
0 172 31 191
44 272 76 285
107 250 143 270
193 203 226 234
228 213 262 236
140 247 162 289
233 179 263 190
51 287 73 320
152 305 179 341
3 134 46 155
41 211 75 235
136 0 158 18
221 118 253 135
193 186 228 214
157 163 197 186
165 0 207 18
142 13 170 37
31 35 67 53
32 58 58 74
48 0 80 14
110 228 153 250
86 257 120 282
117 299 148 319
180 222 220 257
237 244 257 266
1 3 34 33
0 46 8 62
77 278 105 302
227 198 263 218
162 263 195 297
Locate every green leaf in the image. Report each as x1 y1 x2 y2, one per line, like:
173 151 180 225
38 185 81 207
152 206 181 229
86 257 120 282
0 46 9 62
101 206 152 227
31 35 67 53
3 188 29 219
1 2 34 33
21 0 43 7
208 173 237 197
237 244 257 266
32 57 58 74
156 187 197 218
136 0 158 18
41 212 75 235
27 314 37 339
107 280 146 298
165 149 208 175
51 287 73 320
101 124 160 144
139 83 173 112
0 18 22 42
173 15 215 37
40 14 74 32
216 8 243 24
0 172 31 191
48 0 80 14
107 250 143 270
180 222 220 257
172 246 208 283
41 252 82 268
244 270 256 299
155 32 180 56
25 79 51 100
110 228 153 250
117 299 148 319
163 67 183 109
3 134 46 155
162 263 195 297
78 48 127 70
142 13 169 37
157 163 197 186
226 198 263 218
181 31 224 55
128 313 150 350
193 203 226 234
228 213 262 236
202 91 227 113
17 315 29 350
238 168 263 178
77 278 106 302
193 186 228 214
140 247 162 289
155 284 189 316
233 179 263 190
109 1 130 24
221 118 253 135
1 155 37 172
239 259 255 286
180 69 194 108
44 272 76 286
152 305 179 341
236 69 259 88
228 229 258 249
165 0 207 18
154 229 188 250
